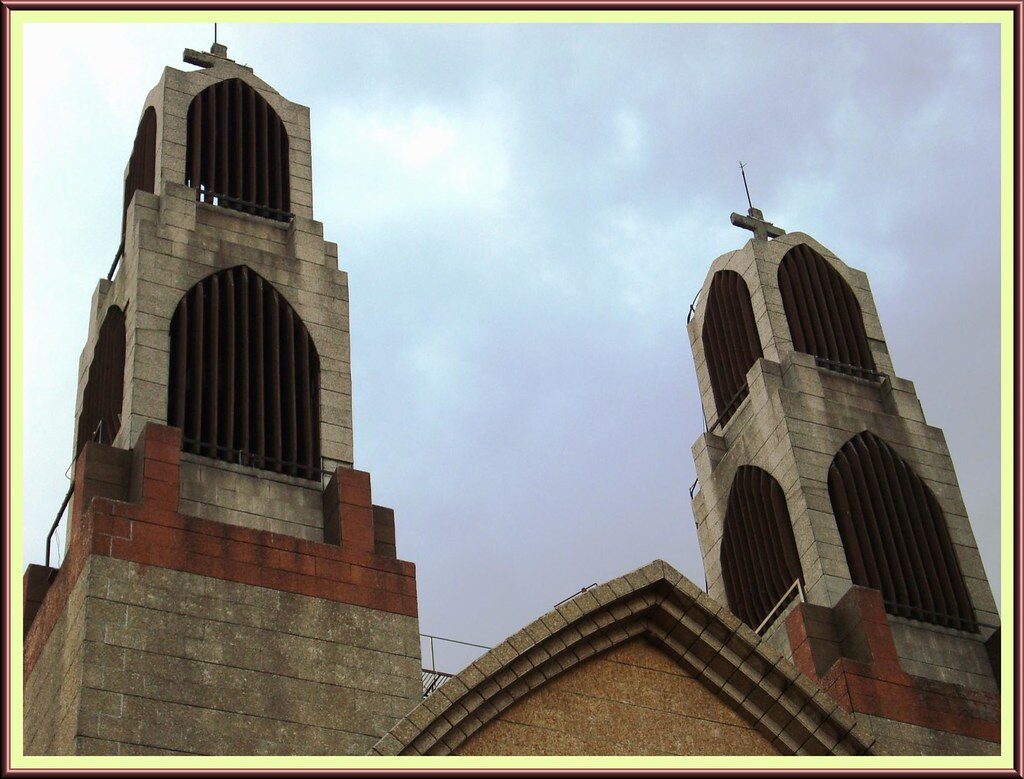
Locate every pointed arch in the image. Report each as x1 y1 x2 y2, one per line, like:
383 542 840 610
76 306 126 456
374 561 875 757
720 466 804 629
828 431 976 631
167 266 320 479
120 107 157 249
701 270 763 427
777 244 875 374
185 78 291 220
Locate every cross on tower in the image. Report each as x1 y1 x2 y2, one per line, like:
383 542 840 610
729 162 785 241
730 206 786 241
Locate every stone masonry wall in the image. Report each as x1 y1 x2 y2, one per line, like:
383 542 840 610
178 456 325 542
457 639 779 756
23 564 91 755
25 424 421 756
73 556 421 755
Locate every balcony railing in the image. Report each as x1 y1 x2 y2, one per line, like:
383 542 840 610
421 633 491 698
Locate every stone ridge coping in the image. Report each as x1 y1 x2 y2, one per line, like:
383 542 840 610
372 559 879 758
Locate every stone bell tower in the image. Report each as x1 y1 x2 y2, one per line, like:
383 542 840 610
686 204 1000 755
24 45 421 756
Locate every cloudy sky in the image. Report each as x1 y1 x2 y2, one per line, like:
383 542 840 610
20 19 1002 672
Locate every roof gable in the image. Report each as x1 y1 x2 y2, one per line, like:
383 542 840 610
373 560 880 757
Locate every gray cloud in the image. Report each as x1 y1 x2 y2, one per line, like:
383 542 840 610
20 21 1001 668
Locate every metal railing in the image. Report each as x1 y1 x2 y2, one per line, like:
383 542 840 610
554 583 597 609
44 419 109 568
707 382 749 433
422 669 455 698
686 288 701 324
107 241 125 281
421 633 491 698
814 357 888 385
45 485 75 569
755 578 805 636
198 190 294 222
180 438 337 483
881 600 996 635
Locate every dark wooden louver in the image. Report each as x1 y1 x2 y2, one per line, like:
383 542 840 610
702 270 763 427
720 466 804 629
167 267 320 479
120 107 157 249
778 244 875 374
76 306 126 456
828 432 977 632
185 78 291 221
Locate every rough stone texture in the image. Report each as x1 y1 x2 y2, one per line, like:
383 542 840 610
24 422 421 756
685 231 999 749
375 560 878 757
23 563 91 755
70 50 352 548
24 555 421 756
785 586 998 754
178 455 324 542
458 639 779 756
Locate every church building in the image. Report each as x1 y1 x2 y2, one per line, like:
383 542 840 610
22 44 1001 759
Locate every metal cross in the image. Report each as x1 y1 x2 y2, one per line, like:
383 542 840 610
729 162 785 241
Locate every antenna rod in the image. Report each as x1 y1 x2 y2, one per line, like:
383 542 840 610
214 23 218 45
739 161 753 210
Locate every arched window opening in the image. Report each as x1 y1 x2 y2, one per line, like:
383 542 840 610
702 270 763 428
828 431 977 631
76 306 126 456
777 244 875 376
720 466 804 630
185 78 291 221
120 107 157 249
167 266 320 479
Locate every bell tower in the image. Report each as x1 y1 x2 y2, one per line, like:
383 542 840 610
687 205 1000 755
24 45 421 756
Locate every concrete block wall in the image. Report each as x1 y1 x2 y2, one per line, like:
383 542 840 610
687 231 998 698
25 424 422 756
23 564 91 755
72 556 421 755
178 455 325 542
72 48 354 540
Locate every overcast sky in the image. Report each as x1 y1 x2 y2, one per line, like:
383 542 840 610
20 20 1002 672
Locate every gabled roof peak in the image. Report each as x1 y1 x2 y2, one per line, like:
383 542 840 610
374 559 879 757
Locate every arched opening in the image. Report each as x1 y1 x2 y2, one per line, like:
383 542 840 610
828 431 977 631
167 266 320 479
185 78 291 221
701 270 763 428
120 107 157 249
720 466 804 629
76 306 126 456
777 244 875 375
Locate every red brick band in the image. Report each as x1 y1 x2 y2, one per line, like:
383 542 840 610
24 424 418 682
786 587 998 743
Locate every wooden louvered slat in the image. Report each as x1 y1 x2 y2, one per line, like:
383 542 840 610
701 270 763 427
778 244 876 373
185 78 291 221
120 108 158 249
827 432 977 631
167 268 321 479
76 307 127 456
720 466 804 629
